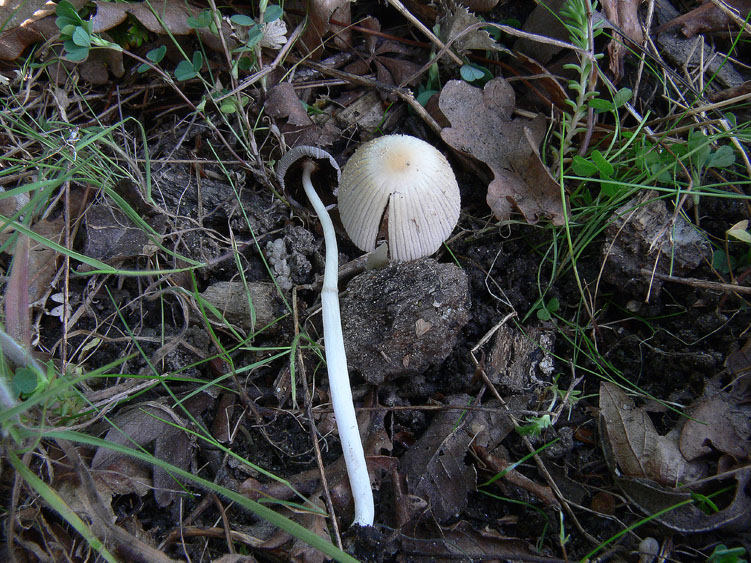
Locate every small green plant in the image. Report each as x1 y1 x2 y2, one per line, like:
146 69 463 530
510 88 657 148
555 0 604 162
55 0 121 61
516 414 553 437
707 545 748 563
535 297 560 321
460 62 492 85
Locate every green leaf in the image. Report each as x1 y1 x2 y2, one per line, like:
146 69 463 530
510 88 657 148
146 45 167 63
727 221 751 244
591 150 614 177
707 145 736 169
175 60 198 81
263 5 283 22
57 19 78 34
12 367 39 395
192 51 203 72
694 143 711 171
588 98 612 111
416 89 437 107
536 308 551 321
571 155 598 177
237 56 254 71
231 14 256 26
546 298 560 313
460 63 486 83
56 1 82 26
137 62 150 73
246 24 263 48
712 248 732 274
220 100 237 114
612 87 632 108
600 181 621 197
63 40 90 61
71 26 91 48
187 10 213 29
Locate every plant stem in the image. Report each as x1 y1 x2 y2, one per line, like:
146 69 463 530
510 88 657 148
301 162 375 527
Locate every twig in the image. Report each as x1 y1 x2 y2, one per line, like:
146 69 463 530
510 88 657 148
639 268 751 294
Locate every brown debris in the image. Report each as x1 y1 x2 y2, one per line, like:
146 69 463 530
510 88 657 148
440 78 566 225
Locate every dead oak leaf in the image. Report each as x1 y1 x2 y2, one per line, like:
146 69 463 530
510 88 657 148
439 78 565 225
264 82 340 147
344 16 422 90
440 5 502 56
599 382 707 486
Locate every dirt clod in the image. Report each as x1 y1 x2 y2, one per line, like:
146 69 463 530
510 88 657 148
341 259 470 384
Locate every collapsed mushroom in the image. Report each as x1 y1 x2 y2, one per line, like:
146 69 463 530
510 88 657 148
338 135 461 261
276 146 374 527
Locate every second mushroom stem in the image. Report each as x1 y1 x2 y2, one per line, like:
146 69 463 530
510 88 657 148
301 161 375 527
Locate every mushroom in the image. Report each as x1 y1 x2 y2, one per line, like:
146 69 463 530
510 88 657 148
338 135 461 261
276 146 375 527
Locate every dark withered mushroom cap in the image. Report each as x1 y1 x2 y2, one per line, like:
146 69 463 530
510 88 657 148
338 135 460 262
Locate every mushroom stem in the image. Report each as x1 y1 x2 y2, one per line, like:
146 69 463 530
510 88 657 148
301 161 375 527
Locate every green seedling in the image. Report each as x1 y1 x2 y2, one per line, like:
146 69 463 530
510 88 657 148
516 414 553 437
174 51 203 81
707 545 747 563
460 62 492 85
572 149 620 197
535 297 560 321
55 0 121 61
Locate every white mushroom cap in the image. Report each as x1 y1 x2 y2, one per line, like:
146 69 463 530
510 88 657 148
338 135 461 262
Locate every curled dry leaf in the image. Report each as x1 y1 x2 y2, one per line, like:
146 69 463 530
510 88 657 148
92 394 213 507
265 82 340 147
299 0 351 57
657 0 751 38
440 5 502 56
399 395 515 523
679 392 751 461
439 78 565 225
344 16 422 90
599 382 707 486
600 0 645 82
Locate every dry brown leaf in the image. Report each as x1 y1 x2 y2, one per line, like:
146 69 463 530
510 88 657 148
299 0 351 57
599 382 707 486
439 78 565 225
28 218 64 306
399 520 539 559
657 0 751 37
514 0 568 64
92 394 213 506
440 5 501 56
265 82 341 146
5 235 31 349
680 393 751 461
399 394 477 522
83 203 155 264
601 0 645 82
266 82 313 128
343 16 422 90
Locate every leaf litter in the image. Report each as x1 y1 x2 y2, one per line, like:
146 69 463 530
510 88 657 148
439 77 566 224
2 0 751 559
